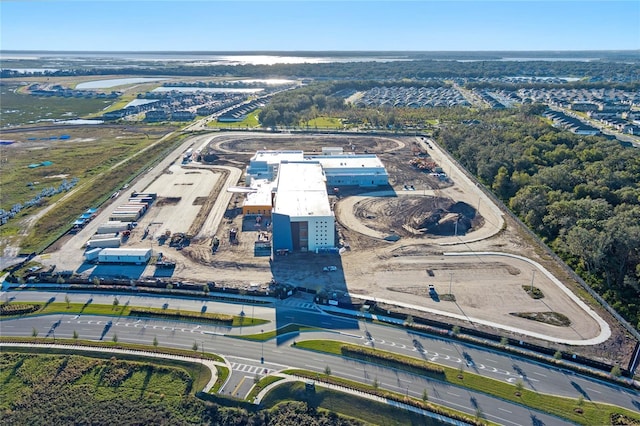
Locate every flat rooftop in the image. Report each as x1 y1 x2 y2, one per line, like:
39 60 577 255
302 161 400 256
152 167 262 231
273 162 332 218
310 154 386 170
99 248 152 256
250 150 304 165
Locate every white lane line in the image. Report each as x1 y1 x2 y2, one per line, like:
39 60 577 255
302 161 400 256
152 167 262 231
446 391 460 397
586 388 602 394
498 407 512 413
485 358 498 363
532 371 547 377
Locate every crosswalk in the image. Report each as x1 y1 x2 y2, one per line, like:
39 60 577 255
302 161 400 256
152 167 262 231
279 299 322 311
230 362 274 375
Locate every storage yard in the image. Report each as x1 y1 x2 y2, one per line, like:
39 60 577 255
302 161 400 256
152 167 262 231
33 131 631 361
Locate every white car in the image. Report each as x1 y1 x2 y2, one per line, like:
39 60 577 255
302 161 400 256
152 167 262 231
323 266 338 272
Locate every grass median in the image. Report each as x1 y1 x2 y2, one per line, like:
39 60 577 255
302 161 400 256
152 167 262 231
0 301 269 328
293 339 640 426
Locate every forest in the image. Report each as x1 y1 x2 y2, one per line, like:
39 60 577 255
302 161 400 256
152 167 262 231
2 57 639 81
258 82 640 329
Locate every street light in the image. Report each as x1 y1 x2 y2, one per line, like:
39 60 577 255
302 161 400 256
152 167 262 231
449 272 453 295
260 329 264 364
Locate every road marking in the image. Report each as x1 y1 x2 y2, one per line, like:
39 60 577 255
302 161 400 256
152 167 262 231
485 358 498 363
586 388 601 394
446 391 460 397
231 376 247 396
497 407 512 413
533 371 547 377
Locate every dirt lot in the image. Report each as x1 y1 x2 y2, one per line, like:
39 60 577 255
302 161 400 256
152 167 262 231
35 131 636 366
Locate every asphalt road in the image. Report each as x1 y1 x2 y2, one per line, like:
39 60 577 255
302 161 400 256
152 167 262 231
2 290 639 425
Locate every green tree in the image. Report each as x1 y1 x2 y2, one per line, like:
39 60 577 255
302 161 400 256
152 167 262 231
65 295 70 308
72 330 79 340
192 341 199 352
32 327 38 338
324 365 332 376
492 166 513 200
153 336 158 349
112 333 118 343
422 389 428 402
610 365 622 377
112 297 119 310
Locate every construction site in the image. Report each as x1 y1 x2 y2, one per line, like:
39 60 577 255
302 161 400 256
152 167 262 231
38 131 633 365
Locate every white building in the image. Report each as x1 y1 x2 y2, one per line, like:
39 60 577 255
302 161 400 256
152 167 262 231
272 162 335 253
246 150 303 185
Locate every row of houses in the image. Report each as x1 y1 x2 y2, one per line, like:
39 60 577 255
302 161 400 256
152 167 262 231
352 86 471 108
543 110 601 135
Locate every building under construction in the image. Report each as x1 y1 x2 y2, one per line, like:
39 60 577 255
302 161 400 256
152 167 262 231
231 147 388 254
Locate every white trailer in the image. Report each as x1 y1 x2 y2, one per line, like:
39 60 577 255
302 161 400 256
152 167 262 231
84 247 103 262
86 237 121 249
96 221 131 234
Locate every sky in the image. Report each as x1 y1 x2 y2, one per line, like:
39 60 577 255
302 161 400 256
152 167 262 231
1 1 639 52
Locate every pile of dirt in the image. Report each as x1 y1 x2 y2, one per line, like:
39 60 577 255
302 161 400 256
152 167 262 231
353 196 481 237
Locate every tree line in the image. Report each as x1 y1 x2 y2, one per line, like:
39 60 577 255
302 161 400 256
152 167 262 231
3 58 638 81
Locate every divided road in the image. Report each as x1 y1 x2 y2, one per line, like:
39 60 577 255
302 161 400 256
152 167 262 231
2 290 638 425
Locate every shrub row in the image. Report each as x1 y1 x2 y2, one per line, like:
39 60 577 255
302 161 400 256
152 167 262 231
340 344 445 377
129 308 234 325
0 304 41 316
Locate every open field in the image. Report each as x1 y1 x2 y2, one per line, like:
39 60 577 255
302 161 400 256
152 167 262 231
0 82 113 127
0 125 183 258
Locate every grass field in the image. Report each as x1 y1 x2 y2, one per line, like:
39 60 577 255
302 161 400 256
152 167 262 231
207 109 261 128
0 351 213 424
13 128 183 253
293 340 640 426
302 116 344 129
0 82 113 127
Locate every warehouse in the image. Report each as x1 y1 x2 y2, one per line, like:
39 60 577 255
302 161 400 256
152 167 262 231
97 248 152 265
272 161 335 253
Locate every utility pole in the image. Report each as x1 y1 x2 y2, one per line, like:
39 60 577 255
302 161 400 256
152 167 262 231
531 270 536 292
449 272 453 295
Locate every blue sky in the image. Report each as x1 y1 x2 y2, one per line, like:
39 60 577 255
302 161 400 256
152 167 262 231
1 1 638 51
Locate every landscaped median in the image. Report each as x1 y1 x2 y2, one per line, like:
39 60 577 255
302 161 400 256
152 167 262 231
0 301 269 327
293 339 640 426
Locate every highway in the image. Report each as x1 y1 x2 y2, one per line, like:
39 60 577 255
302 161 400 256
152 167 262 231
2 290 639 425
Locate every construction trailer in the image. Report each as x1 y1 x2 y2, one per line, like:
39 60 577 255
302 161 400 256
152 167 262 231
84 247 102 262
97 248 152 265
